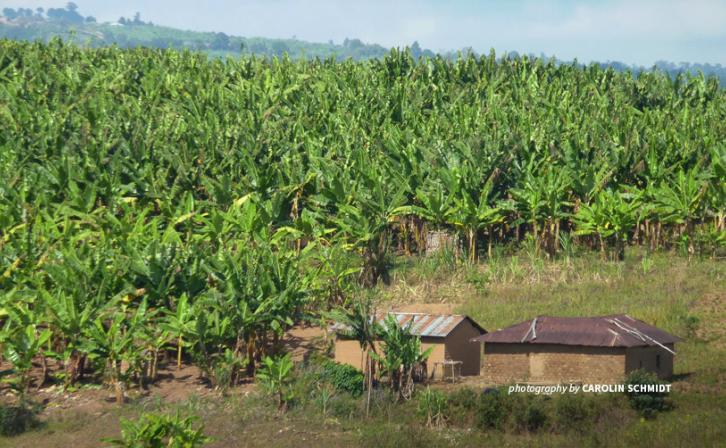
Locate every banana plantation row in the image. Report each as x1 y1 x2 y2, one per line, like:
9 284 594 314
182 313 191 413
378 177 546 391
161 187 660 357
0 40 723 400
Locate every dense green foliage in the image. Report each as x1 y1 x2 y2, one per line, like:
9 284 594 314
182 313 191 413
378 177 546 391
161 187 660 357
0 39 723 402
374 315 433 400
318 360 365 398
624 369 671 418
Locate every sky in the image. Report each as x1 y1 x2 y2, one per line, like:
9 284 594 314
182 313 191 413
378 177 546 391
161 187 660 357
2 0 725 65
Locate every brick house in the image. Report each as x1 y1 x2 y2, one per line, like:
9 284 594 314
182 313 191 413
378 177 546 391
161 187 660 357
473 314 680 384
333 312 486 379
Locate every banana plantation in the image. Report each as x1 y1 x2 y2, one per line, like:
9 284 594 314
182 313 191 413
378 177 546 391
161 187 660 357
0 39 724 401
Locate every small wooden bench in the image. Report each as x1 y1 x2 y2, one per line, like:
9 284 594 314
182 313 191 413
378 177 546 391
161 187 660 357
432 360 462 383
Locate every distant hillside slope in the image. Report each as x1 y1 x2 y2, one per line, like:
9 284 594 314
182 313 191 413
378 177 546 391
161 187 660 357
0 8 399 60
0 6 724 84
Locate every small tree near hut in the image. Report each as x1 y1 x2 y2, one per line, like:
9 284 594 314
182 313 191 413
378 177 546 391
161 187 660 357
373 314 433 401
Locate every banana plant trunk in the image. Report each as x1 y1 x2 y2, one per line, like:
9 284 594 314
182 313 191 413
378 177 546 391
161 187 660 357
366 351 373 418
177 335 183 369
111 360 124 404
554 220 560 255
246 334 256 377
468 228 476 262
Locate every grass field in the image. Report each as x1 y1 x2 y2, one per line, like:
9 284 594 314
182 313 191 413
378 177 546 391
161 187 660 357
2 250 724 447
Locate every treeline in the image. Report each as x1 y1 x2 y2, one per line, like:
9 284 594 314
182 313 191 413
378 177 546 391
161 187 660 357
2 3 96 24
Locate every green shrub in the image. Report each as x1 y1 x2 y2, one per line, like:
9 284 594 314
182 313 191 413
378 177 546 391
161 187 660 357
446 387 478 410
525 400 547 432
445 387 478 426
624 369 671 418
416 387 448 428
319 360 364 397
509 395 547 432
475 389 506 430
680 314 700 339
0 403 38 436
464 265 489 293
552 394 594 433
104 412 211 447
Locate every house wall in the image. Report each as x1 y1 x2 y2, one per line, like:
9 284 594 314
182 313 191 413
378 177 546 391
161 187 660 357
333 338 445 379
334 339 368 371
625 344 675 379
481 343 627 384
421 337 446 380
444 321 483 376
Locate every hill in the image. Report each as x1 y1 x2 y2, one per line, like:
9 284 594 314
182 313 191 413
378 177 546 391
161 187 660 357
0 6 396 60
1 4 725 85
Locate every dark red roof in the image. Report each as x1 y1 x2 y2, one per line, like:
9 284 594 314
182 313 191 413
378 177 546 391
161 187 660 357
472 314 680 348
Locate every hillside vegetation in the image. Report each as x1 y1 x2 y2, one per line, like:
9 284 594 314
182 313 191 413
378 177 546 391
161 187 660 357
0 40 724 436
0 6 392 60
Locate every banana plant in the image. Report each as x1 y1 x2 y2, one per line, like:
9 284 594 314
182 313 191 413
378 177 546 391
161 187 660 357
331 171 406 286
573 189 639 260
654 169 708 251
445 180 504 262
161 293 197 370
392 183 453 253
40 289 96 388
304 243 359 307
83 305 146 404
256 353 295 412
144 326 170 383
327 296 381 416
372 314 433 401
3 324 51 394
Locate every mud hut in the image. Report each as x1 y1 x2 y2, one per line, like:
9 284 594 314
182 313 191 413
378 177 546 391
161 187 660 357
333 312 486 379
473 314 680 384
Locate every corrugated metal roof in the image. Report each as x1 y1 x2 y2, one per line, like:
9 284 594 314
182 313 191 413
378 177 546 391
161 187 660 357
332 312 486 339
472 314 681 349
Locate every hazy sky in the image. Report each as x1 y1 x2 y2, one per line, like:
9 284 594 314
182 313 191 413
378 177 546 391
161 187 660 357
2 0 725 65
